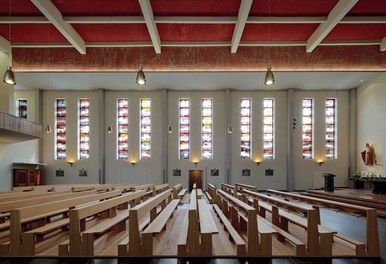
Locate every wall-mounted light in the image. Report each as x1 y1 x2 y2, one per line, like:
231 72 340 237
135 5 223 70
192 160 199 167
227 125 233 134
255 161 261 166
68 161 74 167
107 125 112 134
130 161 136 167
317 160 324 166
168 125 173 134
45 124 52 133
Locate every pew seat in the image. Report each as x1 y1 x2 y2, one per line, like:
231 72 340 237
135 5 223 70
177 189 187 200
24 218 70 241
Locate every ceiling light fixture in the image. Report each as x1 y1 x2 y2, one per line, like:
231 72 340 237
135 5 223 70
136 13 146 86
3 0 16 85
264 0 274 86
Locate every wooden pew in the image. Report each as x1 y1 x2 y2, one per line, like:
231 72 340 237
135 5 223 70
154 183 169 194
172 183 183 199
59 190 146 256
221 183 238 197
235 183 257 192
212 204 246 256
266 189 377 257
0 190 71 204
242 189 335 256
216 189 276 256
118 189 173 256
5 190 122 256
141 198 180 255
207 183 216 198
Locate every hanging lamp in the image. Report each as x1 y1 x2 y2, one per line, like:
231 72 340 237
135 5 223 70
136 66 146 85
3 0 16 85
264 0 274 86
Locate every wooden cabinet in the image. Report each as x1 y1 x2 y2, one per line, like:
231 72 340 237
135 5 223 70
13 169 41 187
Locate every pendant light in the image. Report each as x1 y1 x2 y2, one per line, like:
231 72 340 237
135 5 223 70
136 13 146 86
264 0 274 86
3 0 16 85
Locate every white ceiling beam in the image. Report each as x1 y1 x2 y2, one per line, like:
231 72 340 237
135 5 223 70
2 15 386 25
12 39 379 49
306 0 359 52
138 0 161 54
31 0 86 54
381 37 386 51
231 0 253 53
0 36 10 52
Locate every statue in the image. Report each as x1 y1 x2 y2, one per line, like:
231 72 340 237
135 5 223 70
361 143 375 166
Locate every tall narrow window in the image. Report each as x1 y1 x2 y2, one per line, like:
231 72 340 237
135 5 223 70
117 99 129 160
16 99 27 119
263 99 274 159
55 99 66 160
201 98 213 159
79 99 90 160
140 98 151 160
325 98 336 159
240 98 251 159
179 99 190 159
302 98 313 159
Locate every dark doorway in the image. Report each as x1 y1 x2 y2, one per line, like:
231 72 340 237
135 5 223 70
189 170 203 191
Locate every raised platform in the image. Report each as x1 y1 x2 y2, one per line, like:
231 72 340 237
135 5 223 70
302 188 386 217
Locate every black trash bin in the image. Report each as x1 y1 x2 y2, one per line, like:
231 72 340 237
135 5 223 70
322 173 336 192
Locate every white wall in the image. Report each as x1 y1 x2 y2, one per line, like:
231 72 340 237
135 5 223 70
357 73 386 176
293 90 350 190
42 91 100 184
105 91 164 185
230 91 288 190
167 91 226 190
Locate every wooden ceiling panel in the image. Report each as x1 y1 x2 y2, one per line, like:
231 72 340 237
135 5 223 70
150 0 241 16
72 24 151 42
326 24 386 40
51 0 141 16
0 0 42 16
0 24 67 42
157 24 235 41
348 0 386 15
242 24 319 41
249 0 339 16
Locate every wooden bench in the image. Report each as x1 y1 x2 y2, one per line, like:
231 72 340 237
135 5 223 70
266 189 379 257
216 189 276 256
59 190 146 256
235 183 257 192
212 204 246 256
207 183 216 198
172 183 183 199
197 199 218 256
243 189 335 256
177 189 187 200
154 183 169 194
205 191 213 204
5 190 122 256
118 189 173 256
141 199 180 255
196 189 204 199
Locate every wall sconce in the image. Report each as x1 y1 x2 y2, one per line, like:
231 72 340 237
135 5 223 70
227 125 233 134
255 161 261 166
68 161 74 167
193 161 198 167
130 161 136 167
317 161 324 166
45 124 52 133
168 125 173 134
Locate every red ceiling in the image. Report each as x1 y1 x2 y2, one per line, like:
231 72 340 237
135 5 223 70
0 0 386 49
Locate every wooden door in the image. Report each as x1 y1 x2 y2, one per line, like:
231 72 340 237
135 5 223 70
13 169 27 187
189 170 203 191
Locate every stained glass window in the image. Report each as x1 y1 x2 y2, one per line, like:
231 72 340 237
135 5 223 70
201 98 213 159
263 99 274 159
240 98 251 159
117 99 128 160
325 98 336 159
140 99 151 160
16 99 27 119
55 99 66 160
179 99 190 159
79 99 90 160
302 98 313 159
